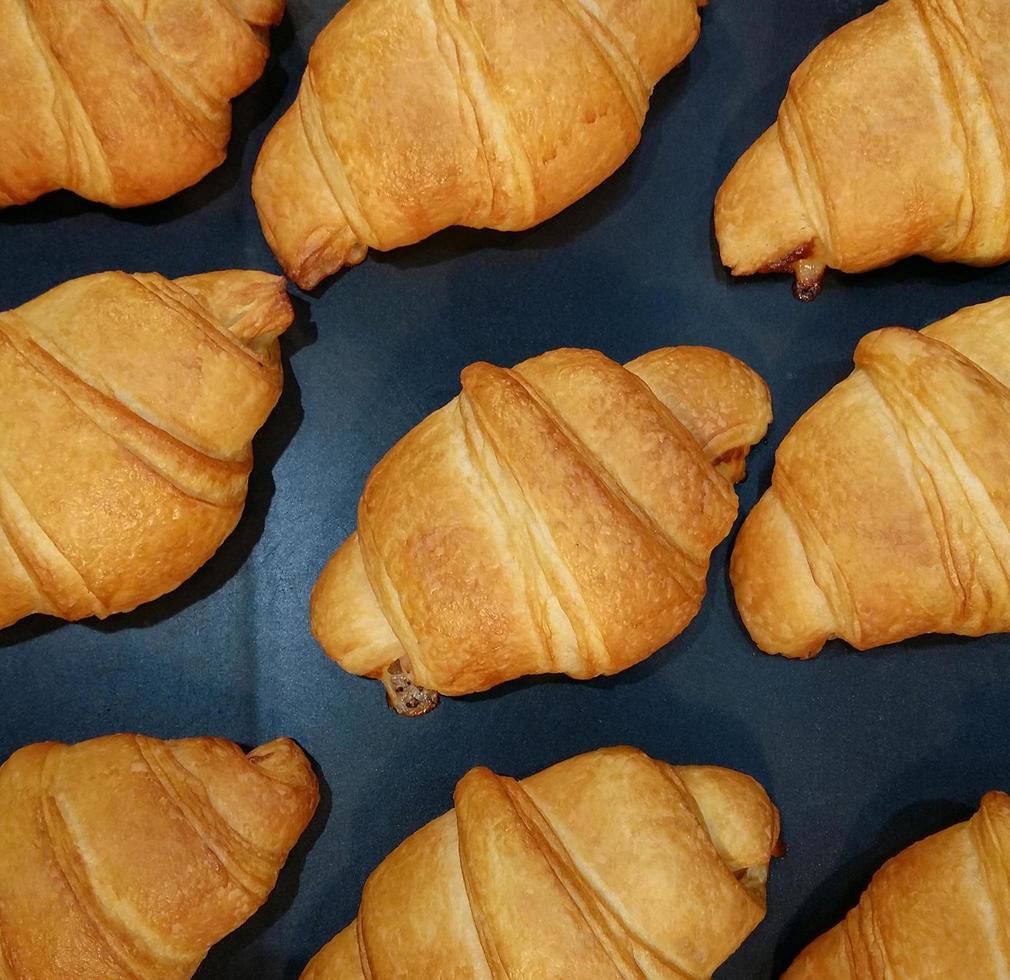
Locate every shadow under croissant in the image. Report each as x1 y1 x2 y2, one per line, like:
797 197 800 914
195 748 333 980
301 55 698 302
0 294 316 648
0 12 298 231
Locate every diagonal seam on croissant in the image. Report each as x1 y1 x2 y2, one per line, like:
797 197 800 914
426 0 536 230
0 466 107 621
861 335 1010 621
456 387 608 677
912 0 1010 261
552 0 650 124
134 739 278 895
11 0 115 200
0 319 250 507
99 0 226 146
39 745 175 976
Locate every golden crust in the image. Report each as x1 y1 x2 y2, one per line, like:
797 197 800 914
301 746 779 980
785 791 1010 978
0 0 284 208
310 346 771 700
731 296 1010 657
253 0 703 288
0 733 318 980
714 0 1010 294
0 270 292 629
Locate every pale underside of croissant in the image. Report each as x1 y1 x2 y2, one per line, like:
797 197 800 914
253 0 705 289
0 270 292 629
301 746 780 980
0 733 318 980
732 296 1010 658
310 346 772 714
0 0 284 208
785 791 1010 979
714 0 1010 299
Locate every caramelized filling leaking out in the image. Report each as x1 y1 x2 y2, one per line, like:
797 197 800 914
757 241 826 302
382 659 440 717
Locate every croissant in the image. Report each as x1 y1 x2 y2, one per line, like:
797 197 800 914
714 0 1010 300
301 746 780 979
311 346 771 714
785 791 1010 978
252 0 706 289
0 732 318 979
0 269 292 629
731 295 1010 658
0 0 284 208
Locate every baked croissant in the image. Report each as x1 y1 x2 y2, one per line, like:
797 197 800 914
0 270 292 629
311 346 771 714
253 0 706 289
301 746 780 979
0 732 318 979
732 296 1010 657
0 0 284 208
785 791 1010 979
714 0 1010 299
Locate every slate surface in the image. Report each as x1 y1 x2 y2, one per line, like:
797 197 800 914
2 0 1009 976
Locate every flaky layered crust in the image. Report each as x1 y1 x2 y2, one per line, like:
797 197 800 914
302 746 780 980
0 0 284 208
310 346 771 707
253 0 704 288
785 791 1010 978
0 733 318 979
715 0 1010 298
0 270 292 628
731 296 1010 657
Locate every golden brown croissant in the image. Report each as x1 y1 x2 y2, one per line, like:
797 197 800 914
732 296 1010 658
0 732 318 979
311 346 771 714
0 0 284 208
301 746 780 980
0 270 292 629
253 0 706 289
714 0 1010 299
785 791 1010 979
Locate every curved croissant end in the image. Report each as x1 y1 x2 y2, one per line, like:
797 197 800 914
301 746 780 980
311 346 771 712
0 733 318 980
0 270 292 630
731 295 1010 658
715 0 1010 298
785 791 1010 979
0 0 284 208
253 0 704 289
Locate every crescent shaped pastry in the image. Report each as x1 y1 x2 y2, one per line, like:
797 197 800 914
1 0 284 209
0 732 318 979
0 269 292 629
311 345 771 713
253 0 706 288
302 746 780 980
715 0 1010 299
732 296 1010 657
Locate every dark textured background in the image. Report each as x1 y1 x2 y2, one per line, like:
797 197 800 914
2 0 1009 976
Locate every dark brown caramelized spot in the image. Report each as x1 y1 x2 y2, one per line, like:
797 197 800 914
383 659 440 717
758 241 814 275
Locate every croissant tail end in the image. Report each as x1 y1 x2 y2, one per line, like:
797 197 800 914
730 493 834 659
247 737 318 795
172 270 293 351
715 126 824 295
253 105 368 292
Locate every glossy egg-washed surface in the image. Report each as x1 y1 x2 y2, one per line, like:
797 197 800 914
2 0 1009 976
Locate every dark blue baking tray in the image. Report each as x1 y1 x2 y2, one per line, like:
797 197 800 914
2 1 1009 976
